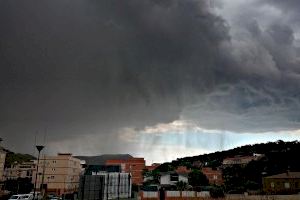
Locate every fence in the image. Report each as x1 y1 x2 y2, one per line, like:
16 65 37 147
139 191 211 200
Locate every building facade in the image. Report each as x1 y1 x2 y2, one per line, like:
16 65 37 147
32 153 82 195
0 150 6 181
202 167 223 186
106 157 145 185
4 161 35 180
79 172 131 200
159 172 188 186
263 172 300 194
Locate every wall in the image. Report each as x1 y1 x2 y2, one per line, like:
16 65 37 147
106 158 145 185
0 151 6 181
263 177 300 194
139 191 211 200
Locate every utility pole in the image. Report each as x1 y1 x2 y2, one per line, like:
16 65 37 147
41 156 46 198
33 145 45 200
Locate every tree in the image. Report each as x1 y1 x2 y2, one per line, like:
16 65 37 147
176 181 188 191
188 169 209 187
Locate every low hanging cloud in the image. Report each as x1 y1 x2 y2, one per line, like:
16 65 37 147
0 0 300 157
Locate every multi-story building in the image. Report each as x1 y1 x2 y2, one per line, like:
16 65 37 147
32 153 82 195
202 167 223 186
263 172 300 194
0 149 6 181
106 157 145 185
4 161 35 180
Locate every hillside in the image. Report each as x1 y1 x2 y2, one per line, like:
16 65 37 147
4 149 36 168
156 140 300 192
157 140 300 170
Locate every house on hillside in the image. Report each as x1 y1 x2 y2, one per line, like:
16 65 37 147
159 172 188 187
175 166 191 174
202 167 223 186
222 154 264 166
263 172 300 194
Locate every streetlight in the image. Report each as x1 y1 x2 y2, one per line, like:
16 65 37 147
33 145 44 200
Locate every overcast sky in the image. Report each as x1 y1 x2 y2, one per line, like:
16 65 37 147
1 0 300 164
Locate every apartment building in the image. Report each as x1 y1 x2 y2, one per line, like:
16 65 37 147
0 149 6 181
4 161 35 180
106 157 145 185
32 153 82 195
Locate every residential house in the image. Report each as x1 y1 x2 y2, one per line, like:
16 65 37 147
263 172 300 194
32 153 82 195
223 154 264 166
159 172 188 187
4 161 35 180
106 157 145 185
175 166 191 174
202 167 223 185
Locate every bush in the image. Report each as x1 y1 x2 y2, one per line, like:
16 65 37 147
209 186 225 198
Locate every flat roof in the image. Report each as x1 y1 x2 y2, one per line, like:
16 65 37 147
264 172 300 179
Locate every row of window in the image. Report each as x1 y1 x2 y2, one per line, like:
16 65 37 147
270 182 300 188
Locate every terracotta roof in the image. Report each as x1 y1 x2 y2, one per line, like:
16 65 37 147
265 172 300 179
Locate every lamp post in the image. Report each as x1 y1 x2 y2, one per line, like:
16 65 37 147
33 145 44 200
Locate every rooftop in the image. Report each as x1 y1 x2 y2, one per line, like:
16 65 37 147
265 172 300 179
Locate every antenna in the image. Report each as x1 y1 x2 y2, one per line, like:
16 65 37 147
43 127 47 146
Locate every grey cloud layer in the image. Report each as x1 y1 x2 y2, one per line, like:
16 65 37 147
0 0 300 153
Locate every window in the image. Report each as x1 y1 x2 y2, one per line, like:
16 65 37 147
284 182 290 189
213 175 218 180
170 173 179 182
295 182 299 188
270 182 275 188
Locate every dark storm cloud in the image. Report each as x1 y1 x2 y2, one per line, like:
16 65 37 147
1 0 300 154
0 0 230 152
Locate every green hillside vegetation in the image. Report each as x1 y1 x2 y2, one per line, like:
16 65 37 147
4 151 36 168
156 140 300 193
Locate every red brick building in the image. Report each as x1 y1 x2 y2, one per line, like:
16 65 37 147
106 157 145 185
202 167 223 185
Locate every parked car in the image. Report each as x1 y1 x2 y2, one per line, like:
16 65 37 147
48 197 61 200
8 194 26 200
23 194 33 200
29 192 42 200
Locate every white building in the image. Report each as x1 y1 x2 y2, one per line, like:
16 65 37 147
159 172 188 186
4 161 35 180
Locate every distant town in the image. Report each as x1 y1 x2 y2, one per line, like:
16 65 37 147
1 138 300 200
